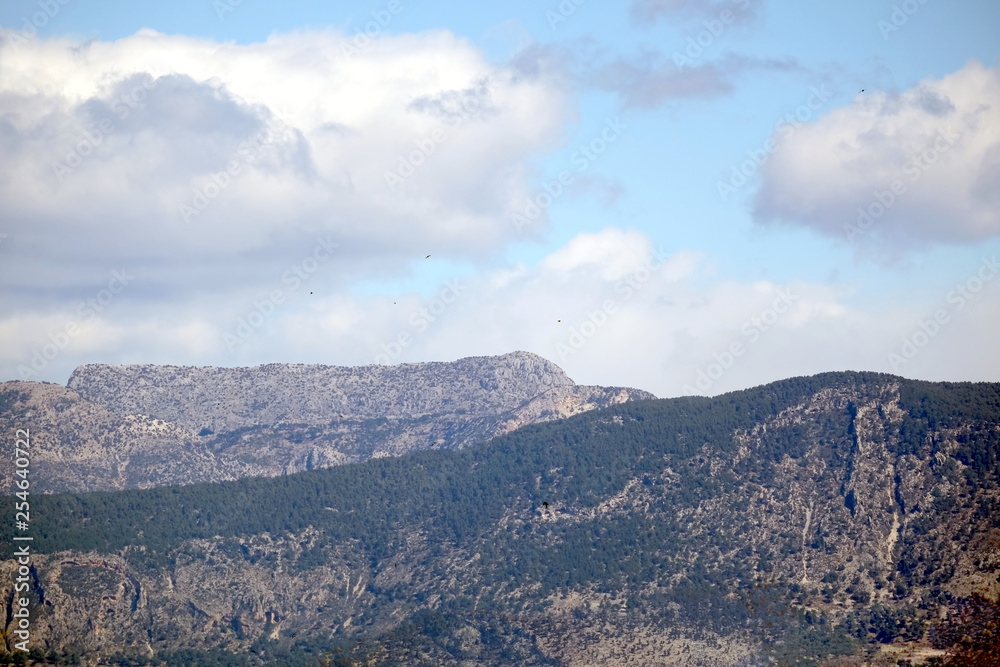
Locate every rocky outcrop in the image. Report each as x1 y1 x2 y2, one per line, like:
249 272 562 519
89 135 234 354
3 375 998 665
1 352 655 493
0 381 246 494
65 351 585 432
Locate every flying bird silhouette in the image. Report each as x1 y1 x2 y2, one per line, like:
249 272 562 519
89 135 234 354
425 255 431 259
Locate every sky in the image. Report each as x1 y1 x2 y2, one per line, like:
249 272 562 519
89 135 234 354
0 0 998 398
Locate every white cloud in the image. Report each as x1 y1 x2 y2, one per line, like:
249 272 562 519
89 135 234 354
540 227 661 280
753 60 1000 256
2 33 997 396
0 28 571 296
8 226 997 397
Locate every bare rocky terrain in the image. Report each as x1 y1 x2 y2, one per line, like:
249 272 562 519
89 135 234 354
0 352 654 493
2 371 998 666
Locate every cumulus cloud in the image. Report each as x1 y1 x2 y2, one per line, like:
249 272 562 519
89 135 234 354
540 227 663 280
347 230 999 396
8 225 996 398
753 59 1000 255
0 28 572 298
3 31 997 395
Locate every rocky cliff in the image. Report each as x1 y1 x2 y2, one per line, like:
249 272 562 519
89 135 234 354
0 352 654 493
3 372 998 666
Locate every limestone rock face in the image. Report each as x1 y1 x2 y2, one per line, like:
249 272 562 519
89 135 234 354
4 374 998 666
1 352 655 492
0 381 246 494
66 351 584 432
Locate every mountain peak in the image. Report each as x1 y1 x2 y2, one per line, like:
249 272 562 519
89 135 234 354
2 353 655 492
65 352 584 430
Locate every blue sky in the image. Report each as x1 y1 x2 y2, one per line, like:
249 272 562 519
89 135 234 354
1 0 998 396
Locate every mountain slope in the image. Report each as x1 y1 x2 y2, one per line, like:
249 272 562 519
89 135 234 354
65 351 648 434
0 352 654 493
3 371 999 666
0 381 245 493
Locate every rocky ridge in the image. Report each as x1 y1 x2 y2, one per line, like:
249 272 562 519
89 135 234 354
1 352 655 493
3 372 998 665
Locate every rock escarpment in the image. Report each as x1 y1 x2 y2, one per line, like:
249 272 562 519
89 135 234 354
3 373 998 666
0 352 654 493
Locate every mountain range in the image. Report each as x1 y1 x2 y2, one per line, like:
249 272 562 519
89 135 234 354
0 352 653 493
1 358 998 666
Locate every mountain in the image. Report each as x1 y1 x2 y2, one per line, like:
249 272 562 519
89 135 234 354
0 352 654 493
2 371 999 666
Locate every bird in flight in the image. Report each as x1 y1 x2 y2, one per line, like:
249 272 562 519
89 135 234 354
425 255 431 259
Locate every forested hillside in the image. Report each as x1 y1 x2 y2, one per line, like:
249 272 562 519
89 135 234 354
2 371 999 666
